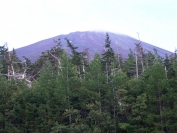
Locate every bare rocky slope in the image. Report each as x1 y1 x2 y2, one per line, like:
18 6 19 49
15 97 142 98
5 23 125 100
15 31 172 62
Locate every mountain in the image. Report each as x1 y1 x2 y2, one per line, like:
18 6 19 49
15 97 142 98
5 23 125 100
15 31 172 62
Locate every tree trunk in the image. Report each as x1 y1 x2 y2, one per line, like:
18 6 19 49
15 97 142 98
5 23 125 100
66 64 71 125
106 62 108 83
116 46 121 70
158 92 163 131
140 54 144 73
135 52 138 78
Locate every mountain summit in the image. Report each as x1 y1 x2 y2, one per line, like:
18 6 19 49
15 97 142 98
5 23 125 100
15 31 172 62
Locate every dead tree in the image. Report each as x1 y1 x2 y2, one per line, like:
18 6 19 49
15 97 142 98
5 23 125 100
1 47 32 87
116 45 122 70
134 32 144 77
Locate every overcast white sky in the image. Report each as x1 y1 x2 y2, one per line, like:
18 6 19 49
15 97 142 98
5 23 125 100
0 0 177 52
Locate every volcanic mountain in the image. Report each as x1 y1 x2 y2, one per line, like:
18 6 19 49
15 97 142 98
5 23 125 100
15 31 172 62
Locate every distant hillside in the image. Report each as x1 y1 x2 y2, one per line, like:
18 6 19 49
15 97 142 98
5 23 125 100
15 31 172 62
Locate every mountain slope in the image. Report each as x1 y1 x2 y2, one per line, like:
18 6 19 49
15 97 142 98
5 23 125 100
15 31 172 62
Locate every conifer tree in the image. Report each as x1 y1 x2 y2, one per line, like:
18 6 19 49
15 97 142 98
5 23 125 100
0 45 8 74
102 32 115 83
0 75 20 132
65 38 87 79
84 53 104 113
122 49 136 77
142 60 169 132
111 70 129 132
57 52 81 126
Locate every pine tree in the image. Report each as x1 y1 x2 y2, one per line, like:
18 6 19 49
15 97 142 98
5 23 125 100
122 49 136 77
142 60 169 132
84 53 104 113
0 75 21 132
102 33 115 83
0 45 8 74
111 70 129 132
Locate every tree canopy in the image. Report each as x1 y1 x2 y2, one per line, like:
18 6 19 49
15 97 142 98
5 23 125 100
0 33 176 133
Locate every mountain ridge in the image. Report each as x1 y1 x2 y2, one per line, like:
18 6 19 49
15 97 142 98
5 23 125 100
15 31 172 62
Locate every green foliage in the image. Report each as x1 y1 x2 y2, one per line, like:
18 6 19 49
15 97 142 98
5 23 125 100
0 45 8 74
102 33 115 74
0 37 177 132
122 49 136 77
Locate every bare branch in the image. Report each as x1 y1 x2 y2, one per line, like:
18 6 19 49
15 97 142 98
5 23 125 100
48 51 61 67
30 70 41 80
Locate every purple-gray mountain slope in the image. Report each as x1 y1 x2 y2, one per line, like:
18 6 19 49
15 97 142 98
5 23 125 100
15 31 172 62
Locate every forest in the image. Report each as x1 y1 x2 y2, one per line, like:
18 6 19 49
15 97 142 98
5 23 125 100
0 33 177 133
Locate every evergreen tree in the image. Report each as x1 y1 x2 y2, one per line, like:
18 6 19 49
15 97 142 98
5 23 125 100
0 45 8 74
0 75 22 132
65 38 87 79
102 33 115 83
142 60 169 132
122 49 136 77
1 35 177 133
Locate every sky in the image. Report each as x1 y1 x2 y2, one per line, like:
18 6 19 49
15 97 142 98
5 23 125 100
0 0 177 52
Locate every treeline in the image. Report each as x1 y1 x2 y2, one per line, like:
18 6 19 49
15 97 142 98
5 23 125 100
0 33 177 133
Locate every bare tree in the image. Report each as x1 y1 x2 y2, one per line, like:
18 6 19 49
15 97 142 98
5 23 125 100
116 45 122 70
1 45 32 87
134 32 144 77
